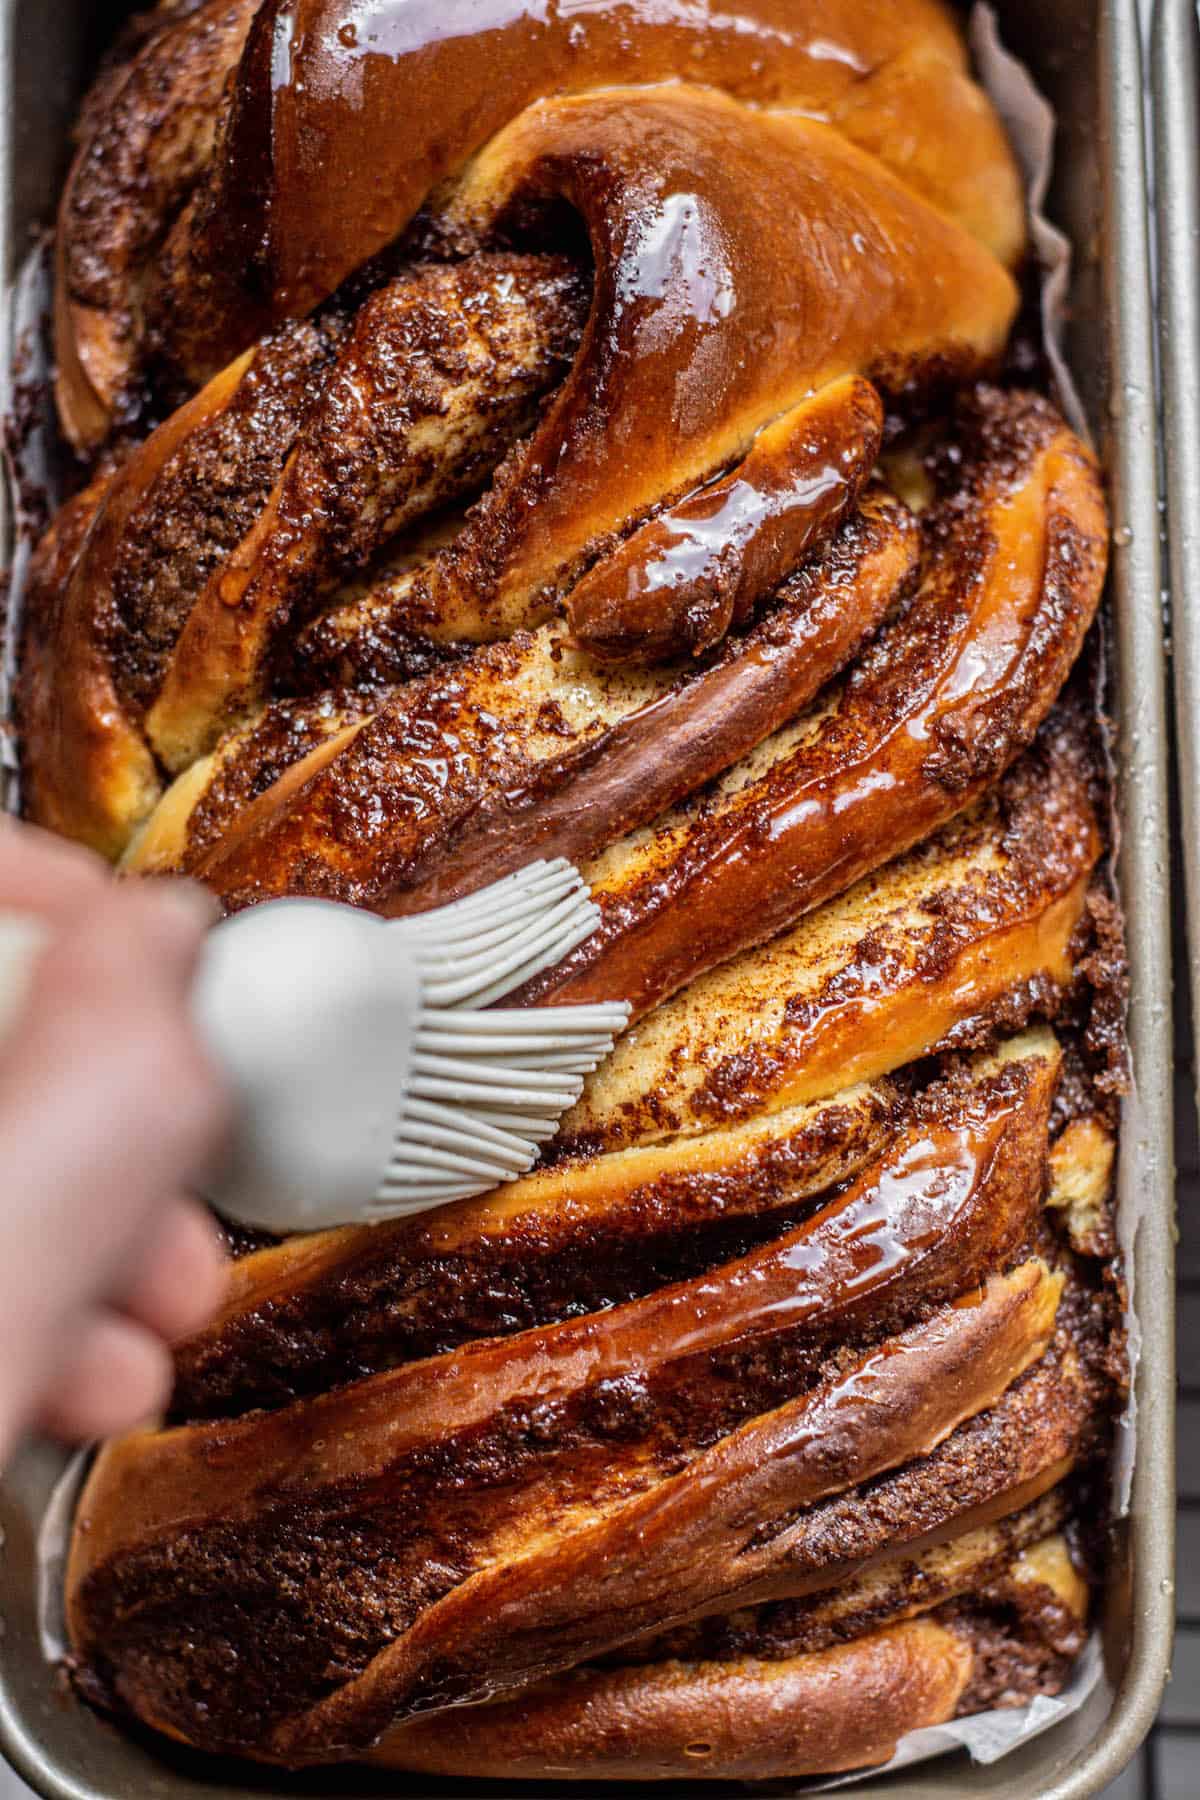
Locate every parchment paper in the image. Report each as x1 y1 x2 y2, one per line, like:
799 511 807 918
14 6 1129 1787
0 238 52 821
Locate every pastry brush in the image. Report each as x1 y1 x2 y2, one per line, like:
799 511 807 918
0 859 628 1235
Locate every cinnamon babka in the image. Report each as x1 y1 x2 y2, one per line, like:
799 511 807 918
21 0 1125 1782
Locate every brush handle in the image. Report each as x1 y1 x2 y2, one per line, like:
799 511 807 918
193 900 423 1233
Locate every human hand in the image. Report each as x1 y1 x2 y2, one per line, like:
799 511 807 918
0 821 231 1464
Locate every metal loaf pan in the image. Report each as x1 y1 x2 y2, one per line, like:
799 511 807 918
1153 0 1200 1116
0 2 1175 1796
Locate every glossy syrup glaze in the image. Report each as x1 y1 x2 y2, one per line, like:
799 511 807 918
391 88 1016 651
146 253 589 770
139 84 1019 772
566 374 883 664
517 389 1107 1019
32 2 1128 1778
33 45 1024 858
160 1035 1051 1423
557 720 1102 1156
168 1079 898 1421
182 489 918 907
148 0 1021 385
66 1040 1061 1753
70 1252 1062 1758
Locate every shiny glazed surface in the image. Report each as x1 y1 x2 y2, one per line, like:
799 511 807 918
18 0 1125 1782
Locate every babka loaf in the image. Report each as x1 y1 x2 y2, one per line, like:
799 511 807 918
21 0 1125 1781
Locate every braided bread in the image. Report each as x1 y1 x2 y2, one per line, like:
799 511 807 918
23 0 1124 1781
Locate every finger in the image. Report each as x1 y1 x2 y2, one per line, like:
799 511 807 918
8 879 230 1169
73 878 220 1009
0 883 232 1314
114 1197 229 1343
0 818 110 923
35 1311 173 1444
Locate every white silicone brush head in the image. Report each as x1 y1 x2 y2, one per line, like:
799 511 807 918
193 900 420 1234
192 862 630 1234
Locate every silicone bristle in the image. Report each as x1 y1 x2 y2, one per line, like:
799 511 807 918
391 860 603 1008
370 861 631 1221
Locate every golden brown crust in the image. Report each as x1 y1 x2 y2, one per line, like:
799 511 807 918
106 317 351 719
514 388 1107 1020
231 0 1020 318
65 0 1021 412
21 353 254 854
39 4 1124 1778
166 717 1100 1420
171 1079 896 1421
32 48 1029 865
67 1258 1063 1762
169 489 918 905
170 1025 1057 1424
55 0 259 448
623 1493 1074 1670
394 90 1014 641
374 1527 1088 1781
67 1034 1076 1762
26 256 589 853
138 86 1017 767
146 255 590 770
565 375 884 666
113 387 1104 939
559 720 1102 1154
284 1265 1070 1764
377 1619 975 1781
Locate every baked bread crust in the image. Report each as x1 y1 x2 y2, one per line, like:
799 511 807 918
25 0 1124 1781
372 1532 1089 1780
55 0 1024 446
65 1033 1113 1768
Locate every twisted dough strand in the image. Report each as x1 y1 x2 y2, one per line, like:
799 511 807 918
54 0 1023 443
31 5 1121 1779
